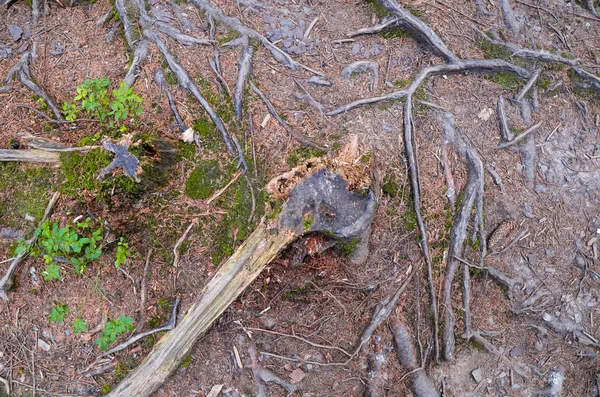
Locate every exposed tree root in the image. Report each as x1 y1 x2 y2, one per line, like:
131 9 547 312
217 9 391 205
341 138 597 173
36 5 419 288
496 120 542 149
390 318 440 397
249 345 298 397
473 0 495 17
347 18 399 38
189 0 321 75
498 0 521 37
153 68 188 133
366 336 388 397
3 52 64 122
0 192 60 301
496 96 514 142
233 38 253 126
437 113 486 361
327 59 530 116
250 82 324 150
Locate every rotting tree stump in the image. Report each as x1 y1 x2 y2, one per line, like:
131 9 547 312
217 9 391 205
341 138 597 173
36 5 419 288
108 139 377 397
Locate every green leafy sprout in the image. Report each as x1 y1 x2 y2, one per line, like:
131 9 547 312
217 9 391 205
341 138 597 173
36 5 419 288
114 237 133 268
62 77 143 126
49 302 69 324
95 316 134 351
16 217 104 280
72 317 87 333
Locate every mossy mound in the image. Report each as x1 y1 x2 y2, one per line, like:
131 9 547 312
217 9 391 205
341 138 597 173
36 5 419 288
0 163 55 229
185 159 221 200
60 134 179 201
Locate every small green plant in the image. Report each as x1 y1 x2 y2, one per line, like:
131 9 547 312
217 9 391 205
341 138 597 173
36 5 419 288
17 218 104 280
72 317 87 333
63 77 143 126
114 237 133 268
95 316 135 351
49 302 69 324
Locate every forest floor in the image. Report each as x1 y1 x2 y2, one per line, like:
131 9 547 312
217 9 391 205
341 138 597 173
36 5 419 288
1 0 600 396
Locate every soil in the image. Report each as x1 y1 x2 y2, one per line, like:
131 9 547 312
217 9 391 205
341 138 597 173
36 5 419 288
1 0 600 396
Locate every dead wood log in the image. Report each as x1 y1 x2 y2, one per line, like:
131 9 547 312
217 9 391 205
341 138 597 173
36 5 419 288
0 149 60 163
107 145 376 397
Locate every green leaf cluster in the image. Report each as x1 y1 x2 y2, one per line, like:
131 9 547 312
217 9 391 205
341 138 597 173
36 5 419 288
95 316 134 351
114 237 132 268
49 302 69 324
62 77 143 126
17 217 104 280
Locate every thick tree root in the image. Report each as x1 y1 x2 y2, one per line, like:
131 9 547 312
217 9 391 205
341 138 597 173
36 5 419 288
233 38 253 126
498 0 521 37
390 318 440 397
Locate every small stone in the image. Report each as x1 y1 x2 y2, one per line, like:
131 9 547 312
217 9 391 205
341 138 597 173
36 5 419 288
37 339 51 351
48 40 65 56
510 345 525 358
9 25 24 41
472 368 484 382
261 316 277 330
24 214 36 222
0 45 12 60
545 267 556 273
352 42 360 55
522 203 535 219
289 368 306 383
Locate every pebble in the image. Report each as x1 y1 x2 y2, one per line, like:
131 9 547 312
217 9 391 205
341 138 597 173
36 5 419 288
261 316 277 330
510 345 525 358
522 203 535 218
472 368 484 382
9 25 23 41
37 339 51 352
545 267 556 273
49 39 65 56
0 45 12 60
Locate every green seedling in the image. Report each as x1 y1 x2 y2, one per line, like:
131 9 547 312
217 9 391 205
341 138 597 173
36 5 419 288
95 316 134 351
49 302 69 324
114 237 133 268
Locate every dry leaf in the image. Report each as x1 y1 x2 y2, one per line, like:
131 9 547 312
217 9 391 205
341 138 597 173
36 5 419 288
182 127 195 143
477 107 494 121
206 384 224 397
289 368 306 384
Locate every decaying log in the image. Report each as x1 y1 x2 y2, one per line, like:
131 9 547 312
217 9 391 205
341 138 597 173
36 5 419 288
0 149 60 163
107 140 376 397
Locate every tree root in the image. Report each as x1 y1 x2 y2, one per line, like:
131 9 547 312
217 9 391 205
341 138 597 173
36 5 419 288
4 52 64 122
153 68 188 133
366 336 388 397
496 120 542 149
327 59 530 116
250 82 323 150
373 0 458 62
498 0 521 37
189 0 321 75
249 345 298 397
389 318 440 397
473 0 495 17
233 38 253 126
0 192 60 301
438 113 485 361
347 18 399 38
496 96 514 142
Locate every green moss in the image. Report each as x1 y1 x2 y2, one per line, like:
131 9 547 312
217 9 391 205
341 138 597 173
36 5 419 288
382 179 399 197
193 119 223 152
488 72 522 89
178 141 197 161
114 356 139 382
303 214 314 233
210 175 262 264
101 385 112 395
340 237 361 256
282 283 312 300
249 37 262 51
179 354 193 368
287 147 326 167
218 30 241 45
266 198 283 221
401 204 418 231
0 164 55 229
537 73 552 90
477 37 512 61
185 159 221 200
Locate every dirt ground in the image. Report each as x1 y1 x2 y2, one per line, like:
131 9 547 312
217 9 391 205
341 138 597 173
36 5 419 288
1 0 600 396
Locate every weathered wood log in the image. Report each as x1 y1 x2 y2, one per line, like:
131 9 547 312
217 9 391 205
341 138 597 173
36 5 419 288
0 149 60 163
108 140 376 397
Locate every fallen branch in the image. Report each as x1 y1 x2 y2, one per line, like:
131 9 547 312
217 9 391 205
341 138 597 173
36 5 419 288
107 145 376 396
366 336 388 397
233 38 253 126
172 221 197 268
0 192 60 300
250 82 324 150
0 149 60 163
497 96 514 142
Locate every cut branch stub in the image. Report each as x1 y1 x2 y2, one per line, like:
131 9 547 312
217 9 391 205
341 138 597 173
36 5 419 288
107 139 376 397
